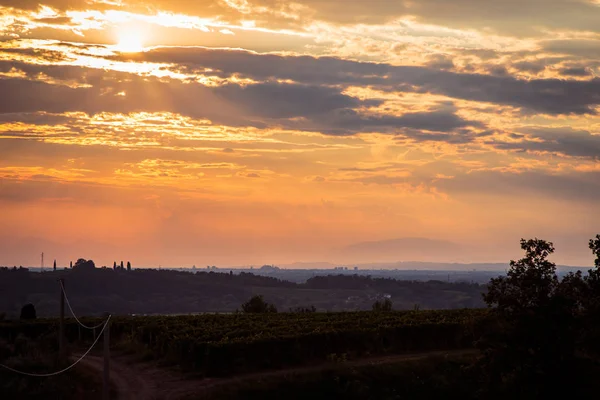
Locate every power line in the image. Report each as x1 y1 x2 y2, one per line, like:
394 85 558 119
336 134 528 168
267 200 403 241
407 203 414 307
59 280 106 330
0 315 111 377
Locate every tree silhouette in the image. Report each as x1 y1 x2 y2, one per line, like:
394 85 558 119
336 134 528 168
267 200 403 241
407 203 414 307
120 261 124 270
69 261 72 269
127 261 131 271
53 260 56 271
477 238 583 398
372 298 392 312
241 295 277 313
113 261 117 270
73 258 95 271
20 303 36 320
590 234 600 268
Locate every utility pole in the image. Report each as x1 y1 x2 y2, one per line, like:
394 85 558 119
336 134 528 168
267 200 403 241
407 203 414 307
103 312 111 400
58 278 65 362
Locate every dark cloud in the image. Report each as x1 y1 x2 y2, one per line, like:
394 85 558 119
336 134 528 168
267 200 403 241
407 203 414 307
300 108 480 136
213 82 365 119
559 67 591 77
511 61 547 74
388 69 600 115
489 127 600 160
487 65 509 77
0 47 71 62
0 58 483 136
116 47 600 115
0 60 368 127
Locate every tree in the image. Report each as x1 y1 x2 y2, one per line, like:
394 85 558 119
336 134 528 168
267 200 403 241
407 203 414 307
20 303 36 320
73 258 95 271
120 261 124 270
372 298 392 312
127 261 131 271
477 238 583 398
113 261 117 270
53 260 56 271
578 234 600 357
590 234 600 268
241 295 277 313
69 261 72 269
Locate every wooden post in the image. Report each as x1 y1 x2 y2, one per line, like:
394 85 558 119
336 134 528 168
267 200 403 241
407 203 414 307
58 278 65 362
103 313 111 400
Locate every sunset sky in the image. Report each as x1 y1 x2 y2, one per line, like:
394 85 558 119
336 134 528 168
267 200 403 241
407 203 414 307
0 0 599 268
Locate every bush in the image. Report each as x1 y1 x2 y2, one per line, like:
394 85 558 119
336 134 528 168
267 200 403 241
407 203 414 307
372 298 392 312
241 295 277 313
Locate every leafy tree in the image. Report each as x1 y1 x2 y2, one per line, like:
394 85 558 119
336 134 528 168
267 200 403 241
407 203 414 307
477 238 584 398
241 295 277 313
577 234 600 357
127 261 131 271
590 234 600 268
73 258 95 271
372 298 392 312
20 303 36 320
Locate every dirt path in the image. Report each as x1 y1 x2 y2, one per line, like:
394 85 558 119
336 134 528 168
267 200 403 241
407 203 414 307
76 349 477 400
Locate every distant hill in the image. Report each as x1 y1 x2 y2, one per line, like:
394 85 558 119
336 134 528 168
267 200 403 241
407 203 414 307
340 237 462 263
274 261 587 272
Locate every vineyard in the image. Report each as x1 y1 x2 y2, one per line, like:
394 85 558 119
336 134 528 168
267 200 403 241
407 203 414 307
0 309 489 377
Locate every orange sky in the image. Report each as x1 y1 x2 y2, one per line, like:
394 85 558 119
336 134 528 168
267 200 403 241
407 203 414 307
0 0 599 267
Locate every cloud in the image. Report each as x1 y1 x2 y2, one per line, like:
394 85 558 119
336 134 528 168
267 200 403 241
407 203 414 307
437 169 600 204
488 127 600 160
542 39 600 58
0 63 367 126
558 66 592 77
0 57 485 137
115 46 600 115
302 108 481 136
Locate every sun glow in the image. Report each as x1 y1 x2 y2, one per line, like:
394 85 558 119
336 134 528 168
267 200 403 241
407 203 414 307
115 31 144 53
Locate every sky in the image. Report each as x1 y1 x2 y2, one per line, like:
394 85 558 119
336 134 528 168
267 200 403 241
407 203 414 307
0 0 599 268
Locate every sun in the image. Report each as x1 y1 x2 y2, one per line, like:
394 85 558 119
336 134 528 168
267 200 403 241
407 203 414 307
115 31 145 53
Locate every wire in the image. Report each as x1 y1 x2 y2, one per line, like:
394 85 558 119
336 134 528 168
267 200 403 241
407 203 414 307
59 280 106 330
0 315 111 377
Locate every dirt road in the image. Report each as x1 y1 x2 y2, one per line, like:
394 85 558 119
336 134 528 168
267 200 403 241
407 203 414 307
76 349 477 400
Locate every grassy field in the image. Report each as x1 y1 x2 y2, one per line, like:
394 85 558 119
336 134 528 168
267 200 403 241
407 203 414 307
1 309 488 377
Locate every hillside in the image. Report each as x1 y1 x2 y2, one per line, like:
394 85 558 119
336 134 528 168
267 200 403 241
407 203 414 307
0 267 486 318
